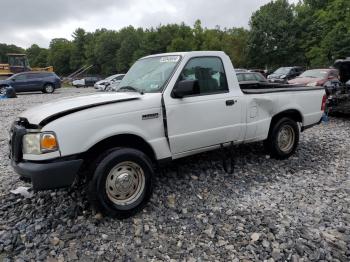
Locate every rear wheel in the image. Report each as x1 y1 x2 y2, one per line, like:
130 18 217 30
264 117 299 159
43 84 55 94
88 148 153 218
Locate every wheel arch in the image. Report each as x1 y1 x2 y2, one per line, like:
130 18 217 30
43 82 55 87
83 133 157 164
268 109 303 134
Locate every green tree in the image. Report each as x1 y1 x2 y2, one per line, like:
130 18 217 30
222 28 250 68
296 0 350 67
26 44 48 67
48 38 72 75
70 28 87 70
116 26 143 72
0 43 24 64
247 0 303 69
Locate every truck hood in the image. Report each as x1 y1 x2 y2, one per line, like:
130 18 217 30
20 92 142 126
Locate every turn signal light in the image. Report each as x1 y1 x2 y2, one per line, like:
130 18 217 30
41 133 58 151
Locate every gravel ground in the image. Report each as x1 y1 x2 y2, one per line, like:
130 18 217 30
0 88 349 261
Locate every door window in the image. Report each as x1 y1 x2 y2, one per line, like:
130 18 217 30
236 74 244 82
254 73 266 82
244 73 257 81
27 74 39 79
14 74 27 81
179 57 228 95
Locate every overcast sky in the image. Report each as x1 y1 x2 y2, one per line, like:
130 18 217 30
0 0 298 48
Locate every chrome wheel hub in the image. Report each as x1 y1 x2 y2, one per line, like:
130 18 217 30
277 125 295 153
0 87 6 96
46 85 54 93
106 161 145 206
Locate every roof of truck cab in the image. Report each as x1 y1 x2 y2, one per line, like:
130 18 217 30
141 51 226 59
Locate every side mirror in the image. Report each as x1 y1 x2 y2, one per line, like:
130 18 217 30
11 78 16 81
172 80 199 98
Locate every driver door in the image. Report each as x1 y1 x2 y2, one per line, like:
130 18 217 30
11 74 29 92
164 56 243 156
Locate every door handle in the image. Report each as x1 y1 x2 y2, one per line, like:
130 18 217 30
226 100 235 106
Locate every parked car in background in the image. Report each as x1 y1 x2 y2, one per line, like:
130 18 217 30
249 69 268 77
236 72 268 83
236 71 268 89
73 76 101 88
94 74 125 91
0 71 61 94
267 66 304 83
104 79 125 92
288 69 339 87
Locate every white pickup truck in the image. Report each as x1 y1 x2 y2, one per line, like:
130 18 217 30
10 51 326 218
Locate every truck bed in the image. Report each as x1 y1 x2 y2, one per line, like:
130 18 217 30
240 82 324 94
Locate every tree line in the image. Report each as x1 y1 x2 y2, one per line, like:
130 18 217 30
1 0 349 76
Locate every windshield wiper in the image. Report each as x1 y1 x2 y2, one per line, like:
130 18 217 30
117 86 144 95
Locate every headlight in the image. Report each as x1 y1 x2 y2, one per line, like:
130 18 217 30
307 82 317 87
23 133 41 155
23 132 58 155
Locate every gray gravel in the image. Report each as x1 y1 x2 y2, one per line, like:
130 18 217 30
0 88 349 261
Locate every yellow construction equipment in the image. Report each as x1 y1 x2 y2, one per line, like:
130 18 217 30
0 53 53 79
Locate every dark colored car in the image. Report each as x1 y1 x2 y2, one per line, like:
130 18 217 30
267 66 304 83
0 71 61 94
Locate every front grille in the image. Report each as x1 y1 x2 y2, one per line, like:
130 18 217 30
9 122 27 162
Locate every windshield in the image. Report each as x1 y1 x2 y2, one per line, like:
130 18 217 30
117 55 181 93
299 69 328 78
274 67 291 75
104 75 118 81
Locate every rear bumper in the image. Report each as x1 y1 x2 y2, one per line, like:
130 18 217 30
55 82 62 89
301 117 322 132
12 158 83 190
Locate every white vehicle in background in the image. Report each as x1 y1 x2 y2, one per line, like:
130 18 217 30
10 51 326 218
94 74 125 91
72 76 101 88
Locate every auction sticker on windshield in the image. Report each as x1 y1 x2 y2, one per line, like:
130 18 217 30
160 56 180 63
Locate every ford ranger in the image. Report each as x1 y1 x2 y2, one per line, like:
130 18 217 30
9 51 326 218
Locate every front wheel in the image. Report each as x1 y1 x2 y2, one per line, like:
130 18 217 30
264 117 299 159
0 86 6 96
43 84 55 94
88 148 154 218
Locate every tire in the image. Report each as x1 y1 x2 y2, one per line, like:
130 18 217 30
88 148 154 218
43 84 55 94
0 86 6 96
264 117 299 160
